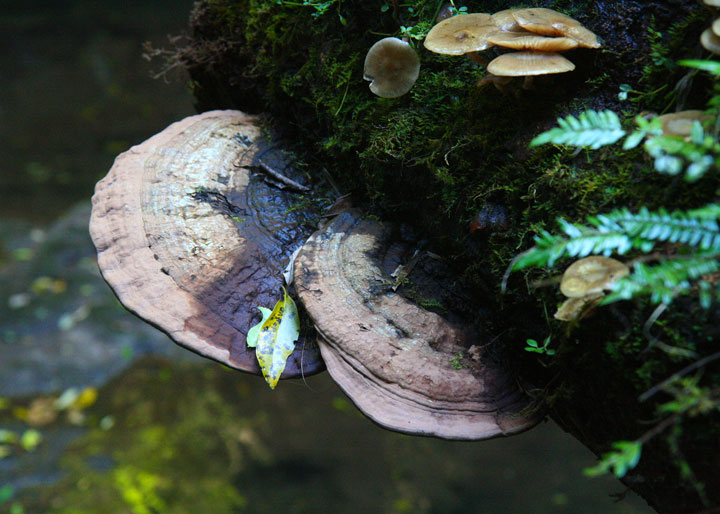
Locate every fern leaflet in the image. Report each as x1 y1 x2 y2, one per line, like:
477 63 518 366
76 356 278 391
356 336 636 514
604 257 720 305
512 204 720 271
530 110 626 150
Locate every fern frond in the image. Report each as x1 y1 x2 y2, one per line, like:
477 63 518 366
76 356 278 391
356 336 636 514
514 228 635 270
600 207 720 251
512 203 720 271
679 59 720 76
604 257 720 305
530 110 626 150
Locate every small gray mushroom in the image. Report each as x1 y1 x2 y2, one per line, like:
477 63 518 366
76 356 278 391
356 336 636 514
363 37 420 98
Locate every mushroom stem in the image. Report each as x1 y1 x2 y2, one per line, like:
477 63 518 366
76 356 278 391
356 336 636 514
466 51 488 65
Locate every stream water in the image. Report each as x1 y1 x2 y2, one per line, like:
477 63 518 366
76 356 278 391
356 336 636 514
0 2 653 512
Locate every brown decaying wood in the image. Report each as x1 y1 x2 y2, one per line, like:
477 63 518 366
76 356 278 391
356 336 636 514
90 110 323 377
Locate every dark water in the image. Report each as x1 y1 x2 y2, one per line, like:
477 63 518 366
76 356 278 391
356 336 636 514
0 2 652 512
0 0 195 221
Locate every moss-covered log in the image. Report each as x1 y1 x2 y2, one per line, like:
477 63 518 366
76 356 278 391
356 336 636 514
156 1 720 511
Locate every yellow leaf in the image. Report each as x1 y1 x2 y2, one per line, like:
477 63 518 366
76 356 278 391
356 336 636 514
246 307 273 348
73 387 98 410
255 288 300 389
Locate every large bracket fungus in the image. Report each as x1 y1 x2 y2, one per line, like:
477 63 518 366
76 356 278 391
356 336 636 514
294 211 539 440
89 110 324 378
90 111 537 440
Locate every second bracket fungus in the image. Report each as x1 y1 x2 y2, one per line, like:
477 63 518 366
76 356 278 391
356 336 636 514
294 211 539 440
89 110 324 380
363 37 420 98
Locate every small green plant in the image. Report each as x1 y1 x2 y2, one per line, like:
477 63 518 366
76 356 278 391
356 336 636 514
399 23 431 40
584 440 642 478
450 352 463 370
275 0 345 23
524 336 555 355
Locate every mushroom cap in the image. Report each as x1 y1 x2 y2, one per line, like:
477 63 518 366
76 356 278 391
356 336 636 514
89 110 324 378
487 30 579 51
554 293 604 321
511 8 601 48
704 0 720 6
294 210 539 440
487 51 575 77
423 13 499 55
492 9 522 32
363 37 420 98
714 18 720 38
701 28 720 55
559 256 630 298
655 110 709 138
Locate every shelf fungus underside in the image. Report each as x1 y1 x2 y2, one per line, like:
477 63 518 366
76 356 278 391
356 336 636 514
90 110 324 378
294 211 539 440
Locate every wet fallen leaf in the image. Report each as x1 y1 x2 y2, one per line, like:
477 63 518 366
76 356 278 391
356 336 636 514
30 276 67 295
0 430 17 444
0 484 14 502
20 429 42 452
254 288 300 389
66 409 86 426
246 307 272 348
54 388 80 411
12 407 27 421
25 397 57 427
100 415 115 430
73 387 98 409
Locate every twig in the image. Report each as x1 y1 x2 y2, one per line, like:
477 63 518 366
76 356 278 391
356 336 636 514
257 159 311 193
642 301 698 359
637 412 681 444
640 350 720 402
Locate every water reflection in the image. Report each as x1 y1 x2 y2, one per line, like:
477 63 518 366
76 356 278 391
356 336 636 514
6 359 650 514
0 0 195 221
0 1 651 512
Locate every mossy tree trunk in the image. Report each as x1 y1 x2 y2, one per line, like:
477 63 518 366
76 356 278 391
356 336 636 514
160 1 720 511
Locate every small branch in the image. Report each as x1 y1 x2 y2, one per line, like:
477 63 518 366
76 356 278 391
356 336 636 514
641 302 668 352
637 412 681 445
529 275 562 290
640 350 720 402
641 300 698 359
256 160 311 193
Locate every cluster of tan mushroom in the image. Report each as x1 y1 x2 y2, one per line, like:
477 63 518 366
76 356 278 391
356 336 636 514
554 256 629 322
702 0 720 54
424 8 601 89
654 110 710 139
